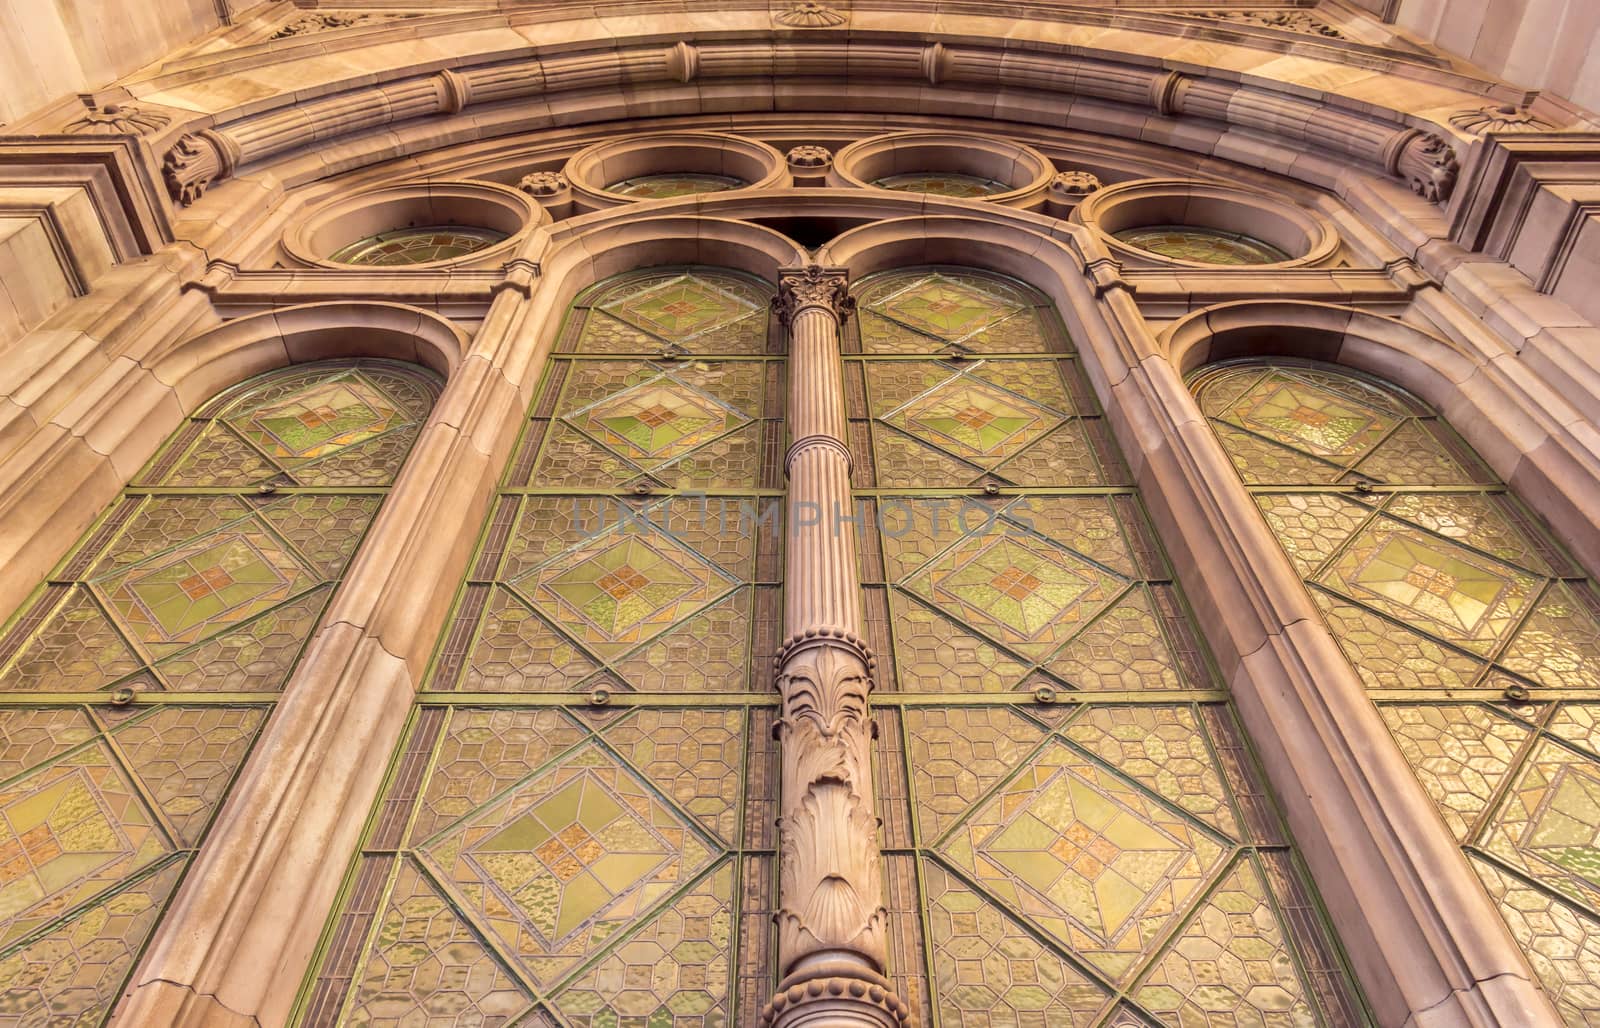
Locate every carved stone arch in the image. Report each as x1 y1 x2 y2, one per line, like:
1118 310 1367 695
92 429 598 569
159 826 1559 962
539 212 811 306
0 301 466 616
1163 299 1600 570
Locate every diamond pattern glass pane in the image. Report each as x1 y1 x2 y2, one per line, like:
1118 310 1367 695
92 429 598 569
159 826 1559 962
1195 357 1600 1016
303 269 779 1027
856 269 1366 1026
0 359 436 1023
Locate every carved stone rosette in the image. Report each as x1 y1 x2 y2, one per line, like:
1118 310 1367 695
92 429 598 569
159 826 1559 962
765 268 910 1028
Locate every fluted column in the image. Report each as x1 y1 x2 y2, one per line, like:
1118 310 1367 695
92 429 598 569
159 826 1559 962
764 267 910 1028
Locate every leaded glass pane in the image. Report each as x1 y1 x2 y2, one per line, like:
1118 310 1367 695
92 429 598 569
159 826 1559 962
300 269 780 1027
872 172 1009 197
1113 225 1290 265
855 269 1368 1026
0 359 437 1024
607 173 746 198
328 226 507 265
1195 358 1600 1022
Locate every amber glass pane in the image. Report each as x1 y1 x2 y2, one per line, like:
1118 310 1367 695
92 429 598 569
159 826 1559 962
329 226 507 265
1113 225 1289 265
853 269 1368 1026
606 173 746 198
872 172 1009 197
0 359 438 1024
299 269 780 1027
1195 358 1600 1023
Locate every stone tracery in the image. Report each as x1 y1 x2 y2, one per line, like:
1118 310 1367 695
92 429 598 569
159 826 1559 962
1 5 1599 1028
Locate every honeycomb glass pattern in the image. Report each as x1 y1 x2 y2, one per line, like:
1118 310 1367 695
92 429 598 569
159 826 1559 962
1112 226 1290 265
856 270 1366 1027
301 269 779 1027
328 226 507 266
0 360 435 1025
1196 358 1600 1018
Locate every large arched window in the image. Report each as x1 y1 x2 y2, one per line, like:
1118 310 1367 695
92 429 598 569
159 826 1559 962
301 268 781 1025
1194 358 1600 1021
0 359 438 1023
848 270 1366 1025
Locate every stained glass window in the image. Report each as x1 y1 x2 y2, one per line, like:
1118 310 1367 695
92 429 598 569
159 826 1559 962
299 269 781 1026
872 173 1010 197
1195 358 1600 1023
1113 226 1289 265
328 226 508 265
850 269 1368 1026
606 174 746 198
0 359 438 1024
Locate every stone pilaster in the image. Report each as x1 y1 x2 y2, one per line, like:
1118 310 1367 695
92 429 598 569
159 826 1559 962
765 267 911 1028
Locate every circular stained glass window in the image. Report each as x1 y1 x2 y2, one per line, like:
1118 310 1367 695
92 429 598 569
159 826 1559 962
872 172 1009 197
1113 225 1290 265
329 225 508 266
607 173 747 198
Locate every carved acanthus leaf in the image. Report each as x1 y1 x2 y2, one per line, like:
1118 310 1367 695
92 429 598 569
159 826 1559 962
162 132 231 206
775 266 854 323
776 781 888 956
777 642 869 740
1397 131 1460 204
270 11 421 39
1198 9 1346 39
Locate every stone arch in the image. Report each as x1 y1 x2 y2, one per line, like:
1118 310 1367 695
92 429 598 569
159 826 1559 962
0 301 465 616
1164 299 1600 571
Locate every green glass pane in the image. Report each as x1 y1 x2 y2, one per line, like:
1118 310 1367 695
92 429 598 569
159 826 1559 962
607 173 745 198
1197 357 1600 1012
873 172 1009 197
1114 225 1290 264
327 225 507 265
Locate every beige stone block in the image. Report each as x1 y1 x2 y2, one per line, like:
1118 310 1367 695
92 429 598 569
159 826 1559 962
0 217 74 341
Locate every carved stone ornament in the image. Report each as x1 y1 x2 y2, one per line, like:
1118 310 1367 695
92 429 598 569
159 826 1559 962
517 171 570 196
1397 131 1460 204
63 101 170 136
787 144 833 168
162 131 236 206
269 11 419 39
1202 9 1346 39
1449 103 1558 135
776 1 848 27
1049 170 1103 198
770 639 892 1011
775 266 854 323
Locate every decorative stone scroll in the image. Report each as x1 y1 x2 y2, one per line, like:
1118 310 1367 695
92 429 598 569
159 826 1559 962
764 267 909 1027
1201 9 1346 39
269 11 420 39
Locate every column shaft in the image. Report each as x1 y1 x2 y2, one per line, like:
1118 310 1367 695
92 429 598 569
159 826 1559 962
765 267 911 1028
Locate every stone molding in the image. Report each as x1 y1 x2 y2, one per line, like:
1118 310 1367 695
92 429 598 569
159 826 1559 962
278 180 541 270
1073 177 1342 269
561 130 789 210
149 34 1469 210
828 130 1055 208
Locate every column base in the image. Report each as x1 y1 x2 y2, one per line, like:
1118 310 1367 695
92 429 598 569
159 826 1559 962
762 961 914 1028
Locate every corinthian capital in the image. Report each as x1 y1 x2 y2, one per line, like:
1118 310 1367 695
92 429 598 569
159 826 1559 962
775 266 854 324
